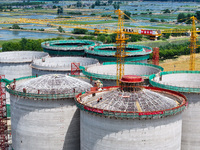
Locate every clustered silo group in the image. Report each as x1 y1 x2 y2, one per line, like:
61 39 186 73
41 40 152 63
0 38 199 150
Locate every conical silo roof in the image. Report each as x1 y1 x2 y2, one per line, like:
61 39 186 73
8 74 92 100
76 75 187 119
15 74 92 94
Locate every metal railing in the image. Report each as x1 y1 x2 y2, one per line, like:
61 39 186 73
149 71 200 93
75 86 187 119
80 62 163 80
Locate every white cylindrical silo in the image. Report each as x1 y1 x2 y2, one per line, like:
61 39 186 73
7 74 92 150
30 56 99 76
76 75 187 150
0 51 48 121
149 71 200 150
0 51 48 80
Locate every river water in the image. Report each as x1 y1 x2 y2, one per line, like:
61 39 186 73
0 30 70 40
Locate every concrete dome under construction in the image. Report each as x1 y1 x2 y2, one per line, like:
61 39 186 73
31 56 99 76
7 74 92 150
41 40 99 56
75 75 187 150
80 62 163 86
85 44 152 63
149 71 200 150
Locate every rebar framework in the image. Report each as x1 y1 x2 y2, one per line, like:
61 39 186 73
0 75 8 150
75 86 187 119
7 75 92 100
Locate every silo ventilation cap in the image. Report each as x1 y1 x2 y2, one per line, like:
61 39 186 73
119 75 144 83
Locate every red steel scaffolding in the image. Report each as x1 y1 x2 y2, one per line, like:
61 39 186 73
152 47 159 66
0 75 8 150
71 62 80 75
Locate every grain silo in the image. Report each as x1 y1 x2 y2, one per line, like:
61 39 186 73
0 51 48 80
80 62 163 86
75 75 187 150
41 40 100 56
31 56 99 76
85 44 152 63
149 71 200 150
6 74 92 150
0 51 48 119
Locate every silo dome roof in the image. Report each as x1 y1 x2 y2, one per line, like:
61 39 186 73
15 74 92 95
79 88 178 112
76 86 187 119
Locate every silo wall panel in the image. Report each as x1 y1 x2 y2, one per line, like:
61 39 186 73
101 79 150 87
81 111 182 150
181 93 200 150
138 59 147 64
0 62 32 116
10 95 80 150
32 68 70 76
101 80 116 87
0 62 31 80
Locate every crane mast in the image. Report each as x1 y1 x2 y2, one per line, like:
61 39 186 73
189 16 198 71
115 9 128 86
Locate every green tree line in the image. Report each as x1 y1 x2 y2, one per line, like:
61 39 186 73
177 11 200 24
3 37 200 62
2 37 62 52
150 41 200 60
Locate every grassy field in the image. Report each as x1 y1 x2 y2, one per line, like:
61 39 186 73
131 14 177 20
159 53 200 71
124 23 193 30
0 17 18 22
22 9 57 14
131 36 191 47
57 20 117 25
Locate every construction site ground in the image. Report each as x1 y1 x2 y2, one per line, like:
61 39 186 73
159 53 200 71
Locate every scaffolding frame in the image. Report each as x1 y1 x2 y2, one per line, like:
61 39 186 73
0 75 8 150
71 62 80 75
152 47 159 66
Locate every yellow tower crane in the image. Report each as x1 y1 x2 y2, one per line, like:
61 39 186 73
114 9 128 86
189 16 198 70
160 16 199 71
